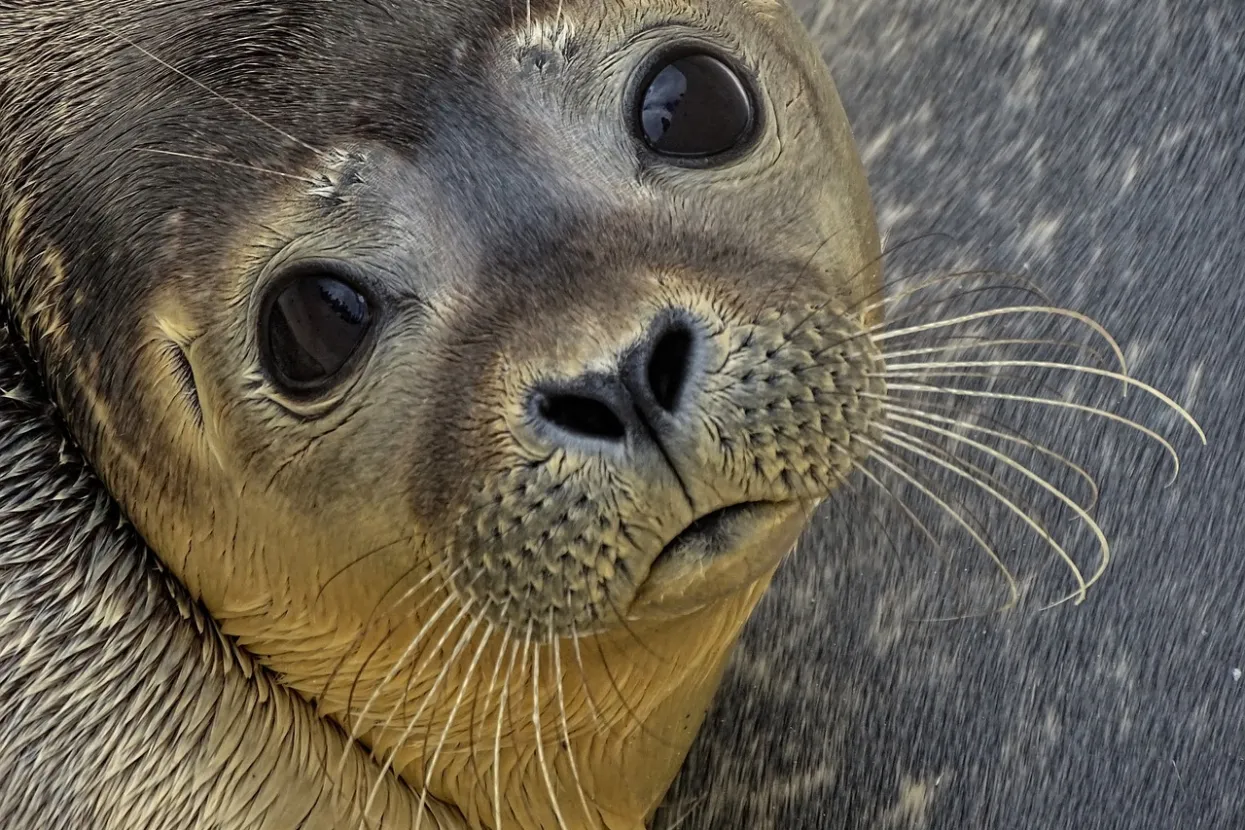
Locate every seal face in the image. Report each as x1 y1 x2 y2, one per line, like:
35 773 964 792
1 1 883 826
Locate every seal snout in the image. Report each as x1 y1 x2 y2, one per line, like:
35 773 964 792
450 295 884 636
526 311 703 452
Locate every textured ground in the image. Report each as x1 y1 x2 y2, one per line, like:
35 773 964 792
655 2 1244 828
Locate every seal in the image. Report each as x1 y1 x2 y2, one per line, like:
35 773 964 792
0 1 1213 829
1 1 888 827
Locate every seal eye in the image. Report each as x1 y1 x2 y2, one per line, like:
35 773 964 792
637 52 756 161
261 267 373 393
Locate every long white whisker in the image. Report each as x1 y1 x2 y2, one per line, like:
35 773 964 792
323 558 454 729
494 638 521 830
533 630 570 830
878 359 1204 441
128 147 320 183
872 306 1128 375
883 416 1115 607
350 592 457 745
553 635 597 829
365 604 479 813
877 398 1100 509
880 335 1112 368
414 621 493 830
879 427 1090 603
336 586 460 781
882 383 1187 483
860 437 1020 611
469 606 510 803
93 24 325 157
569 605 604 730
851 459 944 554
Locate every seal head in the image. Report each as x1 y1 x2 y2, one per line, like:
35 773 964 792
0 1 882 826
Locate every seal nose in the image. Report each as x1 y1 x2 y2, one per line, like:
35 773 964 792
534 386 629 442
529 314 701 447
624 315 698 421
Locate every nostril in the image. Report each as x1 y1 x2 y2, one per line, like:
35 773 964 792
646 323 695 413
537 393 627 441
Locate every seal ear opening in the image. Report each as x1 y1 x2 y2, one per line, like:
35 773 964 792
164 340 204 430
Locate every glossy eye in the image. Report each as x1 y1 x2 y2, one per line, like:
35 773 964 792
637 51 757 161
260 265 374 394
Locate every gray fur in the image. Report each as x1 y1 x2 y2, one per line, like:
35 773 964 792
657 1 1245 828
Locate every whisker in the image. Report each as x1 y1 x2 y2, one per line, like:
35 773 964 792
880 421 1061 556
873 308 1127 374
766 276 1047 370
878 427 1089 603
880 335 1114 369
495 637 522 830
568 617 605 731
850 460 946 557
369 608 484 815
414 622 493 830
883 414 1113 604
333 579 459 780
553 634 598 829
532 631 570 830
92 24 325 157
346 573 463 746
317 553 445 713
880 361 1204 441
877 398 1100 510
467 605 512 801
771 281 1066 382
127 147 321 183
883 382 1190 482
364 598 473 752
860 437 1020 612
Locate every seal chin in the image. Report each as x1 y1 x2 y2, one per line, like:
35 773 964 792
626 500 815 621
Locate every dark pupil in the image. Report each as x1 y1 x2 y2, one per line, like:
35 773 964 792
640 53 753 158
266 274 371 389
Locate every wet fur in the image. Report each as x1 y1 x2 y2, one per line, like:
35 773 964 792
1 1 885 827
0 320 453 826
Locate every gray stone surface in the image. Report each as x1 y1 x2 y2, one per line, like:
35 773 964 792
655 2 1244 828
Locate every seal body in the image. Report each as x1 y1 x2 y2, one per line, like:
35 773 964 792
1 1 886 826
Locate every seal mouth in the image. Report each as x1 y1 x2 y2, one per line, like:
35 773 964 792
628 499 814 621
652 502 771 568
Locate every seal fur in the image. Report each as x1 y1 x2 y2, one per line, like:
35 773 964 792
2 1 888 827
0 321 456 827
